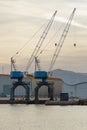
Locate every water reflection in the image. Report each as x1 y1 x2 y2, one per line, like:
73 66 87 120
0 105 87 130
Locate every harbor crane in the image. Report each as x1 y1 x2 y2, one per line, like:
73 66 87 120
34 8 76 102
10 56 29 103
10 11 57 103
10 9 76 103
10 10 57 80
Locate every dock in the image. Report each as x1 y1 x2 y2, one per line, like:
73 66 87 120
0 99 46 104
0 98 87 105
45 100 79 105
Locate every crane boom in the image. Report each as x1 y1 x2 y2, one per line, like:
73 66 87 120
25 10 57 73
49 8 76 73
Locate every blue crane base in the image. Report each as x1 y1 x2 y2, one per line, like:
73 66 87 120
34 81 54 103
10 81 30 103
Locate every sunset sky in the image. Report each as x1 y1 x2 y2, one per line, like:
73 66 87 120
0 0 87 74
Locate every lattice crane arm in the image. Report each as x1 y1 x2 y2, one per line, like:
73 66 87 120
49 8 76 73
25 10 57 73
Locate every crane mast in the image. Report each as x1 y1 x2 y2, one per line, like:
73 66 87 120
11 57 17 71
35 57 41 71
49 8 76 73
25 10 57 73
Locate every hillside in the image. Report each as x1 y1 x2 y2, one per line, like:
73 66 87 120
52 69 87 85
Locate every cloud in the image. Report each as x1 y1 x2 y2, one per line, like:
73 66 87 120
71 21 87 29
54 16 87 29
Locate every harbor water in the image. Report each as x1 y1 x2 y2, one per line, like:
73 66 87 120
0 104 87 130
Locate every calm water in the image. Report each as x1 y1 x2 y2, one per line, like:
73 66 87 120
0 105 87 130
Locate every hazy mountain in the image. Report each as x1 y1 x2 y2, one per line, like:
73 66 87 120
51 69 87 85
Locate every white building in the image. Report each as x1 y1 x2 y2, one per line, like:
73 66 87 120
52 69 87 99
1 69 87 100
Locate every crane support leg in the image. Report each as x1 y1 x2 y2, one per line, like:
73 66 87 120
35 87 39 102
34 81 54 103
10 86 15 101
49 85 54 100
10 82 30 103
25 85 30 103
48 87 50 98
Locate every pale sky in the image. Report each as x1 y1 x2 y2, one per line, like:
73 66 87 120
0 0 87 74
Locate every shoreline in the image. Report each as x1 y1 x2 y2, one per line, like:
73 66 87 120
0 99 87 105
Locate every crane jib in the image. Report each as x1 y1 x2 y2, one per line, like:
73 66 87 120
25 10 57 73
49 8 76 74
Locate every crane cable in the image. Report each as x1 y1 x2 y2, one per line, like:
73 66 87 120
36 22 65 58
11 22 48 59
10 18 53 71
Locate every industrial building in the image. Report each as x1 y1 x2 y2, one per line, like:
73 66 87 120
62 81 87 99
52 69 87 100
0 72 87 100
0 74 62 99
